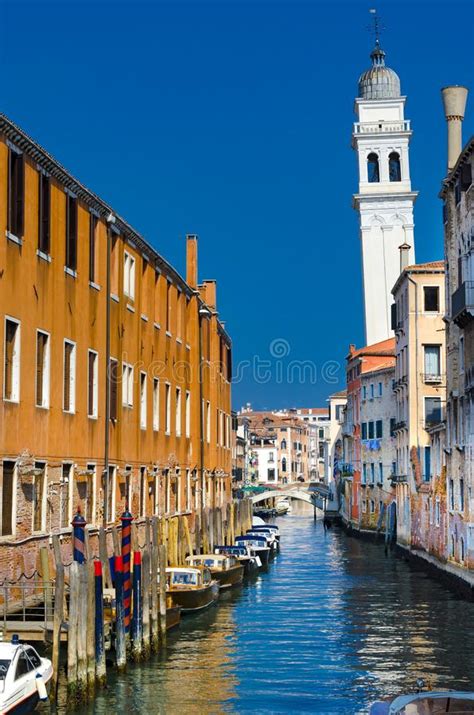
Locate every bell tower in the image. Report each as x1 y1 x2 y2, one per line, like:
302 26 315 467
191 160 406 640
353 32 417 345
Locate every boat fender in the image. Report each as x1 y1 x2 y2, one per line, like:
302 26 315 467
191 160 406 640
255 556 262 568
36 673 48 701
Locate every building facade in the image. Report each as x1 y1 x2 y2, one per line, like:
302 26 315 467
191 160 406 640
0 113 232 580
353 40 417 345
391 262 446 547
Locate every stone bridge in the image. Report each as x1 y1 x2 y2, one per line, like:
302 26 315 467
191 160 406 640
251 483 330 511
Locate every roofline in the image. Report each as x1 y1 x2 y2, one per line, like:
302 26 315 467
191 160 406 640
391 262 445 295
439 135 474 197
361 364 395 378
0 112 232 345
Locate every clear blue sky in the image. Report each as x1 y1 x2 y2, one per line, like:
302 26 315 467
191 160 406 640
3 1 472 410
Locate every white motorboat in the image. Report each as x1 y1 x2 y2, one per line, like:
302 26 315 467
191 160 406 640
275 498 291 515
0 636 52 714
370 689 474 713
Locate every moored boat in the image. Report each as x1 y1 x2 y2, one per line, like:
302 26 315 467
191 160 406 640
214 545 260 576
246 529 278 555
275 497 291 515
165 567 219 613
0 637 52 714
186 554 244 589
235 535 271 567
370 690 474 713
250 524 281 544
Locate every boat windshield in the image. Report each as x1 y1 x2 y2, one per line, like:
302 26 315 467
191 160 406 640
171 572 198 586
0 660 10 678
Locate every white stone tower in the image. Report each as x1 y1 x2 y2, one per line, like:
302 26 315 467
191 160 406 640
353 38 417 346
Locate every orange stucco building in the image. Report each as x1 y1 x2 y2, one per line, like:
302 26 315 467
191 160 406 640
0 113 232 579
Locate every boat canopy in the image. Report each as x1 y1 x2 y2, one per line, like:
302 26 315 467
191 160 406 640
169 570 199 586
235 535 268 547
215 546 248 557
387 691 474 714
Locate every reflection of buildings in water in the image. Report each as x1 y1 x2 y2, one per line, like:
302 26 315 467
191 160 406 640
159 599 239 710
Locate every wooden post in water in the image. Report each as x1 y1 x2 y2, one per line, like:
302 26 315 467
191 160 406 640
131 551 143 661
208 508 214 553
158 544 167 648
98 527 112 589
114 556 126 670
111 526 121 558
142 549 151 658
183 516 193 561
86 560 96 691
150 519 159 651
77 563 88 696
39 547 52 626
51 536 64 699
194 513 201 554
67 561 79 697
94 560 106 686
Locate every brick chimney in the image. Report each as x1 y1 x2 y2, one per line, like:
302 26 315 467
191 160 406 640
186 234 198 289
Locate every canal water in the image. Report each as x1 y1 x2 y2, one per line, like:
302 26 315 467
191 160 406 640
65 501 474 714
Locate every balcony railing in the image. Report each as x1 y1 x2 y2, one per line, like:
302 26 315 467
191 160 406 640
393 420 407 432
390 474 408 484
421 372 445 384
354 120 411 134
452 281 474 327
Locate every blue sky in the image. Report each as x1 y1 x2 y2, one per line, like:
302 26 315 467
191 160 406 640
3 0 473 410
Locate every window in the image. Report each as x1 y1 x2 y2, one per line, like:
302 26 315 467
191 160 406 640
1 461 15 536
378 463 383 483
370 463 375 484
185 391 191 437
390 418 396 437
389 152 401 182
370 383 374 399
109 358 118 421
206 401 211 443
378 382 383 396
63 340 76 413
7 147 24 239
166 280 172 332
423 446 431 482
362 499 367 513
281 439 287 450
141 258 148 316
424 345 441 378
89 213 98 284
367 153 380 183
4 318 20 402
268 452 274 462
362 385 367 400
362 463 367 485
460 537 465 562
140 372 147 429
370 499 375 514
423 286 439 312
175 387 181 436
60 463 72 529
35 331 50 408
186 470 192 512
267 469 275 482
33 462 45 532
87 350 98 418
281 457 287 472
425 397 441 426
38 173 51 255
361 422 367 440
460 478 465 512
368 421 374 439
153 379 159 431
459 336 465 373
165 384 171 434
15 652 31 680
449 478 455 510
435 497 440 526
83 463 95 523
65 193 78 272
124 251 136 299
177 290 183 339
375 420 383 439
122 363 134 408
318 443 324 458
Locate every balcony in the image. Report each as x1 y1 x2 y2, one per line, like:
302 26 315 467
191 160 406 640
393 420 407 432
353 120 411 134
390 474 408 485
452 281 474 327
421 372 445 385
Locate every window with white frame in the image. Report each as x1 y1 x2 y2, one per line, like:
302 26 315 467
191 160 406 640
87 350 98 418
123 251 135 300
1 461 16 537
60 463 73 529
186 469 191 512
185 390 191 437
35 330 50 408
122 363 134 407
175 387 181 436
153 379 159 431
63 340 76 413
424 345 441 378
33 461 46 532
206 401 211 443
165 383 171 434
4 317 20 402
140 372 147 429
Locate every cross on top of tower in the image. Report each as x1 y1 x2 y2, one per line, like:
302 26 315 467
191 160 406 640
367 9 386 66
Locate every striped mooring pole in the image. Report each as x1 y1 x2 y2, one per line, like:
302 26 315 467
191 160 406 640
121 506 133 633
71 507 86 563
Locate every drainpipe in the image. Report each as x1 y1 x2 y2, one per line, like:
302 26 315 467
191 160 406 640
103 213 115 527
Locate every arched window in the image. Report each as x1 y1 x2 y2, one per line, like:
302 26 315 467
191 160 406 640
281 439 286 450
367 153 380 183
460 537 465 562
389 152 401 182
281 457 287 472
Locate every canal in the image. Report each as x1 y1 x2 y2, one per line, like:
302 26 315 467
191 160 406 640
65 501 474 713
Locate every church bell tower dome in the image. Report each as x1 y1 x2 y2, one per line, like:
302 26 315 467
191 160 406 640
358 42 401 100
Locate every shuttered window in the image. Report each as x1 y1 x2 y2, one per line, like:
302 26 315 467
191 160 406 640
63 341 76 413
8 148 24 239
87 350 98 418
4 319 20 401
109 358 118 421
1 461 15 536
38 173 51 254
36 331 49 408
65 194 78 271
89 214 98 283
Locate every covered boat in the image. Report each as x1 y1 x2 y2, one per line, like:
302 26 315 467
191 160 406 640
370 690 474 713
275 497 291 514
165 567 219 613
186 554 244 589
235 535 271 567
0 637 52 714
214 545 260 575
246 529 278 555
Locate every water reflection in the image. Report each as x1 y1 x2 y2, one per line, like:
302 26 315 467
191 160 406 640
65 501 474 714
